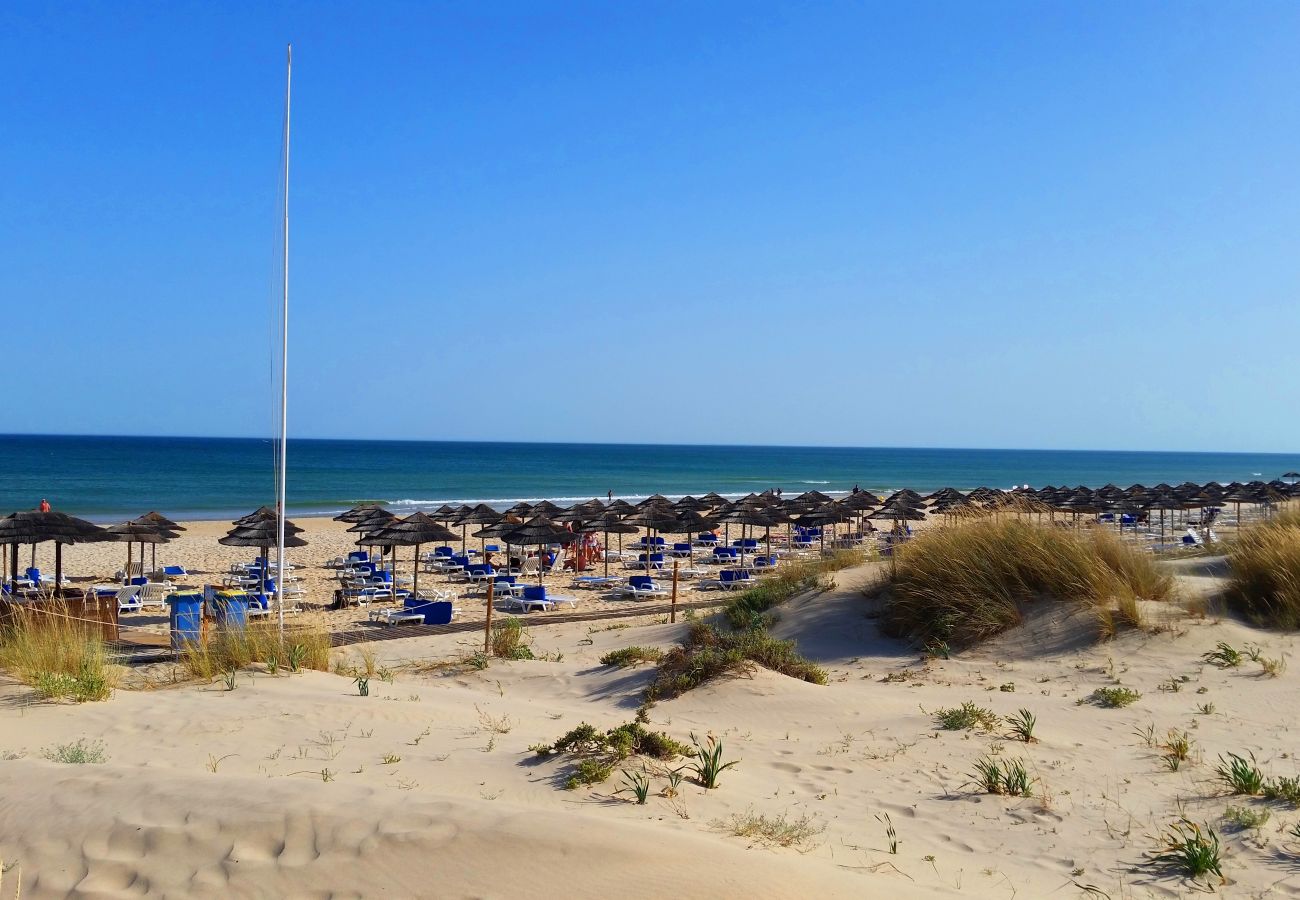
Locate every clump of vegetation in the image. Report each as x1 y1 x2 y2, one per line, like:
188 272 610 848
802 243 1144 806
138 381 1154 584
41 738 107 764
723 551 861 629
1089 686 1142 708
600 646 664 668
618 768 651 804
934 701 1000 732
1006 708 1037 742
1160 730 1194 771
1149 818 1223 884
717 808 825 848
1224 512 1300 628
1202 641 1244 668
490 619 534 660
643 622 826 703
877 518 1172 648
1217 752 1265 795
1262 775 1300 806
0 605 120 702
533 720 690 790
1223 805 1270 830
687 732 740 789
180 620 330 680
969 756 1034 796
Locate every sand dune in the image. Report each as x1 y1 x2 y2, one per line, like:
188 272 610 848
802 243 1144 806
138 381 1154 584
4 560 1300 896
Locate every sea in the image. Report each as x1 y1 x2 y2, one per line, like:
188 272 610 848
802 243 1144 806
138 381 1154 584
1 434 1296 523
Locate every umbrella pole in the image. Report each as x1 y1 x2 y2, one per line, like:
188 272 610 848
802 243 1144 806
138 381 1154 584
127 542 133 586
483 579 494 655
413 542 420 597
670 560 679 624
604 529 609 577
54 542 63 598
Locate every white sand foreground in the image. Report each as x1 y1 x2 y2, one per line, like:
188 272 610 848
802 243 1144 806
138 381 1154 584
3 560 1300 897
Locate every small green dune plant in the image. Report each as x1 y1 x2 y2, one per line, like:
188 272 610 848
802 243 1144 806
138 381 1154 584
1216 752 1264 795
1149 818 1223 884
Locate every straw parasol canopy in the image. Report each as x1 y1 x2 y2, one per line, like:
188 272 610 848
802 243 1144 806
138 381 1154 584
580 510 640 575
501 516 578 583
105 520 176 583
132 511 185 532
333 504 388 524
220 515 308 597
370 512 459 597
453 504 504 554
716 504 782 563
0 510 116 593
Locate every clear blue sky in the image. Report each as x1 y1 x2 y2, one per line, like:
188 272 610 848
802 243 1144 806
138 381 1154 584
3 1 1298 451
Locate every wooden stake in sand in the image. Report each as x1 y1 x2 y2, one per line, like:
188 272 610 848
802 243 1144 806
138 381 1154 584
483 578 495 655
670 559 679 623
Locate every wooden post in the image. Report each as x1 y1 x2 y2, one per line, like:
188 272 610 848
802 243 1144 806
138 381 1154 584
670 559 679 624
483 578 495 656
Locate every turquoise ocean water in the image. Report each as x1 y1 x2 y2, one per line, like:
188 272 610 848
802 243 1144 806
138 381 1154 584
1 435 1296 522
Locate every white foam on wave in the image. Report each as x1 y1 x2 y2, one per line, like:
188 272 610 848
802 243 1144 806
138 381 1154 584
380 489 851 512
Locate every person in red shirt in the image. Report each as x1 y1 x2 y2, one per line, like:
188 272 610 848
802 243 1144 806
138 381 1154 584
38 499 51 512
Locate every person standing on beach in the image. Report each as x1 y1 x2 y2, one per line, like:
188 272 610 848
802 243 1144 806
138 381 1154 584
607 489 613 503
38 498 50 512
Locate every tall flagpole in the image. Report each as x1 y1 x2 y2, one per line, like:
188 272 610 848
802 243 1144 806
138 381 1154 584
277 43 292 638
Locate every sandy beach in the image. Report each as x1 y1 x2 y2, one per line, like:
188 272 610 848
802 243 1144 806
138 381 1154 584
18 515 784 639
4 552 1300 897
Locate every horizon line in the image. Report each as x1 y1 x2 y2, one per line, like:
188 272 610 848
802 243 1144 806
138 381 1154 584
0 432 1297 458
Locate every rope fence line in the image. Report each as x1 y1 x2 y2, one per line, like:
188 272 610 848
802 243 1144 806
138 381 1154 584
10 594 740 664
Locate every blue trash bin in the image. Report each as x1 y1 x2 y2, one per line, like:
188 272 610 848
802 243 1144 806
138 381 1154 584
211 590 249 631
168 591 204 649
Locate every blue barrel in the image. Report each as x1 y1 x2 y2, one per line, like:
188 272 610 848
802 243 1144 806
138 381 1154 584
168 591 204 649
211 591 249 631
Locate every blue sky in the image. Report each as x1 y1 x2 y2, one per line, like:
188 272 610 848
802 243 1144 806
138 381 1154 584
2 1 1298 451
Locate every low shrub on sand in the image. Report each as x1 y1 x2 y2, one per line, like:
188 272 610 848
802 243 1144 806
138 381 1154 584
532 720 690 789
180 619 331 680
490 619 534 660
599 646 664 667
878 518 1172 648
0 604 120 702
643 622 827 703
1224 512 1300 628
724 550 863 629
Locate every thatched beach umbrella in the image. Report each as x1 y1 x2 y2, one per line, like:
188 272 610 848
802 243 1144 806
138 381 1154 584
1144 494 1186 545
370 513 458 598
453 504 504 555
529 501 564 519
346 508 397 571
717 504 780 565
333 504 388 524
580 510 639 576
500 516 578 584
220 517 308 598
105 521 175 584
0 510 115 595
129 511 184 573
625 503 682 571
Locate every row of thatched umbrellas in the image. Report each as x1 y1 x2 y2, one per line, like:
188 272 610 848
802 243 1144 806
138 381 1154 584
326 489 927 591
4 475 1294 602
0 510 188 596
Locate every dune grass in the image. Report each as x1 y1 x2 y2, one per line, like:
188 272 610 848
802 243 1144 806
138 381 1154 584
180 619 331 680
878 517 1173 648
1224 512 1300 628
724 549 862 629
643 622 826 703
0 604 120 702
